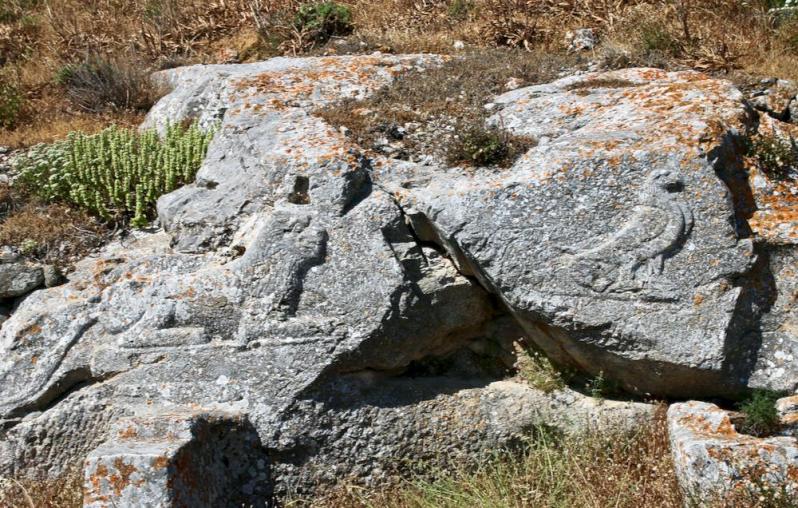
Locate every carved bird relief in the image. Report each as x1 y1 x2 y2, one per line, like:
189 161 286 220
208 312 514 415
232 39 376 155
560 169 694 301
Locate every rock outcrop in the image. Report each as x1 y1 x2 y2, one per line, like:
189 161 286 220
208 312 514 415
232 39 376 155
382 68 777 397
669 401 798 503
84 410 271 507
0 55 797 502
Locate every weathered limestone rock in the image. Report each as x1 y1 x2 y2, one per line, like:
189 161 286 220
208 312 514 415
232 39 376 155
84 410 271 508
0 56 796 498
738 114 798 393
380 68 764 397
0 262 43 299
747 114 798 246
565 28 598 52
778 395 798 437
750 79 798 120
668 401 798 503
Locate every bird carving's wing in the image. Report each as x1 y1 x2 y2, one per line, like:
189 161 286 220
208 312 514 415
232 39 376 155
568 204 671 263
632 201 692 263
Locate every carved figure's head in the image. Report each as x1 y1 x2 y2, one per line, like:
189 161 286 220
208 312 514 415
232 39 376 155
649 169 684 193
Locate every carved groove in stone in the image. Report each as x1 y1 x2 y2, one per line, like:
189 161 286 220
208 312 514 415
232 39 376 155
561 169 694 301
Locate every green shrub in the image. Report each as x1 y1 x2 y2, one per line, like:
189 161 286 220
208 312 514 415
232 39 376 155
295 2 353 44
749 134 797 181
0 81 22 129
737 389 783 437
446 124 534 168
55 55 160 113
15 123 215 227
448 0 473 21
640 23 679 55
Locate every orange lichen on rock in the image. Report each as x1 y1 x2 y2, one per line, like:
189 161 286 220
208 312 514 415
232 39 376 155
233 55 427 108
109 458 142 496
745 115 798 244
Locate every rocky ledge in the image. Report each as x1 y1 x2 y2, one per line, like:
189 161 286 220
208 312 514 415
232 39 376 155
0 54 796 505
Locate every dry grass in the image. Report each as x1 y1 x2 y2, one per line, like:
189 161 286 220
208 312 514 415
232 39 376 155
1 1 798 148
299 409 798 508
514 341 570 393
316 49 565 166
0 185 110 265
0 111 143 148
301 408 683 508
0 469 82 508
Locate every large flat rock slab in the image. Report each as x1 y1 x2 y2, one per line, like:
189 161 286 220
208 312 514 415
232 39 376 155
379 68 762 397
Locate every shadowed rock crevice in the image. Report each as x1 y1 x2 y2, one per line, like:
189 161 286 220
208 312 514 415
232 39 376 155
721 246 778 395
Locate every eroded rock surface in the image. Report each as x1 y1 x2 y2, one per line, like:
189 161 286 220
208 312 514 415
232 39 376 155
0 261 43 299
381 68 773 397
669 401 798 503
84 410 271 507
0 56 796 499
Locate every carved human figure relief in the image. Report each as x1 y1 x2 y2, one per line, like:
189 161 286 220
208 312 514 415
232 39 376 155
560 169 694 301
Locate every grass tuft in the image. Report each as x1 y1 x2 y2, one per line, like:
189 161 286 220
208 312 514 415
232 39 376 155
446 123 535 168
306 409 682 508
514 342 570 393
55 55 162 114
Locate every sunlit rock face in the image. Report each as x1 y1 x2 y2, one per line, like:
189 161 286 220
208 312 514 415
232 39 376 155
0 57 795 500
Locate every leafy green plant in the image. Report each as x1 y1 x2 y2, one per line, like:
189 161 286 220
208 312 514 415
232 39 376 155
294 2 353 44
750 134 797 181
15 122 215 227
447 124 534 168
0 81 23 129
737 389 783 437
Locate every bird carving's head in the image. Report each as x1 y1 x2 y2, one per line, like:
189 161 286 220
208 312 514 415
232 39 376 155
649 169 684 193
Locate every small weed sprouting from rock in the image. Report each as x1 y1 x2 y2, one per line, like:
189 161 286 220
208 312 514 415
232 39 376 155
15 122 215 227
514 342 569 393
749 134 798 181
584 370 623 401
55 55 161 114
737 389 783 437
446 123 534 168
0 80 23 129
